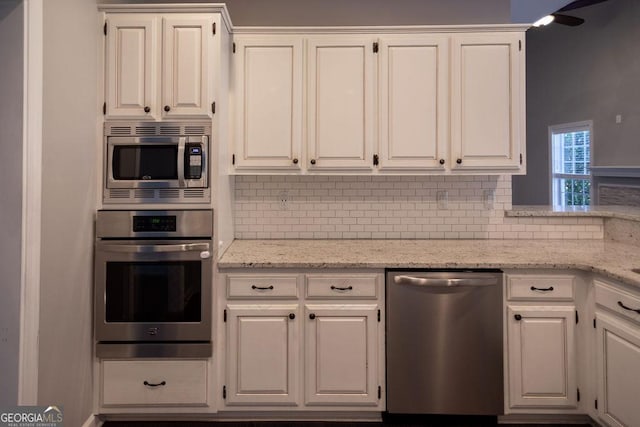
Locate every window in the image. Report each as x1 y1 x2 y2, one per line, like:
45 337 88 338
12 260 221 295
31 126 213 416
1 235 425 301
550 121 592 207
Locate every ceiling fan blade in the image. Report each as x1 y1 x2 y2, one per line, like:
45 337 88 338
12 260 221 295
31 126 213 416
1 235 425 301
558 0 609 13
552 13 586 26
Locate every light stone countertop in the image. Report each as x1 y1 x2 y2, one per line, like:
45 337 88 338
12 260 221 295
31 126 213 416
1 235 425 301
218 239 640 288
507 205 640 222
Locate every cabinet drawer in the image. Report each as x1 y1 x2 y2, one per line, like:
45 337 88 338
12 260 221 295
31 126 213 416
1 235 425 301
595 280 640 324
227 274 299 299
101 360 208 407
306 274 378 299
506 275 575 301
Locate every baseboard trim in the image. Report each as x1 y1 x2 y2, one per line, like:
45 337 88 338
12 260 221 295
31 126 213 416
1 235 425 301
499 413 598 425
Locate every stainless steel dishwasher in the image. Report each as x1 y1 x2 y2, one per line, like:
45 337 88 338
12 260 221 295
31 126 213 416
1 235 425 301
386 270 504 415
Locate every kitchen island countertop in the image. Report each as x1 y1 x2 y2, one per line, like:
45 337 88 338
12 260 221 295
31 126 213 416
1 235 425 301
218 239 640 288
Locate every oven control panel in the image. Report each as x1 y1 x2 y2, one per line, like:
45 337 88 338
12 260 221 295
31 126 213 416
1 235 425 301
133 215 177 232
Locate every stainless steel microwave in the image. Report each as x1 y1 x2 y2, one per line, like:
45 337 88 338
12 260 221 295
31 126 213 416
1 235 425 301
103 122 211 204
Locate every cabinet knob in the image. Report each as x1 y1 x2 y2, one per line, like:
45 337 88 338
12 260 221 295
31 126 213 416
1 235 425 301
439 159 445 165
144 106 151 113
164 105 171 112
289 313 296 320
456 158 462 164
514 314 522 321
309 313 316 320
293 158 299 164
310 159 316 165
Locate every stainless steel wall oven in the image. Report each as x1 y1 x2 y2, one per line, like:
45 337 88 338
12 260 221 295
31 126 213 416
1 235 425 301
94 210 213 358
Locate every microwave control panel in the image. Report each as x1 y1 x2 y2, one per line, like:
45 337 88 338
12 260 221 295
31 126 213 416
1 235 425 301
185 143 203 179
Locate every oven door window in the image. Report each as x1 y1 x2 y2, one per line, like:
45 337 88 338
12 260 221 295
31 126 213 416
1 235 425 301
105 261 201 322
112 145 178 180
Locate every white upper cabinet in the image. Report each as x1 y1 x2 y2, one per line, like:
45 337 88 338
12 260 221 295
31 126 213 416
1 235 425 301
377 35 448 172
233 36 303 171
230 28 526 174
105 12 218 120
105 14 158 119
450 32 525 172
306 36 376 172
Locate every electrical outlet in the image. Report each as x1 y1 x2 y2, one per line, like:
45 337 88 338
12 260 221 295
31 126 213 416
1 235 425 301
437 190 448 209
278 190 289 210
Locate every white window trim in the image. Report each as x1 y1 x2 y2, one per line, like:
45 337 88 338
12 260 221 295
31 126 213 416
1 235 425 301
548 120 593 207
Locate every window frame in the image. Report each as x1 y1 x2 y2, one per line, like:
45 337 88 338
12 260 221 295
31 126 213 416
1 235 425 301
548 120 593 207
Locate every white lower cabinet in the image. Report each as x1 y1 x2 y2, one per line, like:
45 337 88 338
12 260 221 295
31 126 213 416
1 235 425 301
222 271 384 411
100 359 209 408
595 279 640 427
505 273 579 411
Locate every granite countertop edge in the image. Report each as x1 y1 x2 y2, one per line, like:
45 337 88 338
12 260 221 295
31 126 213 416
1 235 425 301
218 239 640 289
507 205 640 221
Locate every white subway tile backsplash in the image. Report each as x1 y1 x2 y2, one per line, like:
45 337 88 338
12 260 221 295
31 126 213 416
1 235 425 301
234 175 603 240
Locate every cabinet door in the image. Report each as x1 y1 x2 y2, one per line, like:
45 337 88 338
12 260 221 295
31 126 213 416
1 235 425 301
304 304 379 406
307 36 376 171
233 36 303 171
596 313 640 427
105 14 158 119
225 304 300 406
507 305 577 409
378 35 448 171
162 15 213 118
451 32 524 172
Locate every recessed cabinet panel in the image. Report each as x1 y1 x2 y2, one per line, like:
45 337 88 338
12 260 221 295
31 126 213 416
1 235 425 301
451 33 523 171
234 36 303 170
307 37 375 171
378 36 448 171
163 16 212 118
305 304 379 406
507 305 577 409
597 312 640 427
105 15 157 119
225 305 300 406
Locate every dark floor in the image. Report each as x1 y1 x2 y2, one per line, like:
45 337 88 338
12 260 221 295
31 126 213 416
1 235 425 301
102 416 592 427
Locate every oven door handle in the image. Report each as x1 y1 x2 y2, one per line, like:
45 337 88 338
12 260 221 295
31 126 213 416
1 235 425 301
100 243 210 254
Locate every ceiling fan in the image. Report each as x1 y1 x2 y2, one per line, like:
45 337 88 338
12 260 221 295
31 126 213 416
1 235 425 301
533 0 608 27
549 0 611 26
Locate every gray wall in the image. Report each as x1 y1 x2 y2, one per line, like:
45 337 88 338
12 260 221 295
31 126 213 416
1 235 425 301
38 0 98 424
0 0 23 407
513 0 640 204
100 0 511 26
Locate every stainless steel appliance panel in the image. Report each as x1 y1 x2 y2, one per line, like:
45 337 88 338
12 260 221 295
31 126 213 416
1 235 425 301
386 270 504 415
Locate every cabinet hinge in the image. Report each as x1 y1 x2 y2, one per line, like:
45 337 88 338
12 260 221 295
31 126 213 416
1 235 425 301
593 318 597 329
223 385 227 399
102 102 106 115
595 399 598 410
212 102 216 114
373 154 379 166
223 309 227 322
378 385 381 399
232 42 236 53
577 388 581 402
212 22 216 35
232 154 235 165
575 310 579 324
373 42 379 53
377 309 381 322
103 22 107 36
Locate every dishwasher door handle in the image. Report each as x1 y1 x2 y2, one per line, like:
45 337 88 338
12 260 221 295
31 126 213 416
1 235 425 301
393 275 499 287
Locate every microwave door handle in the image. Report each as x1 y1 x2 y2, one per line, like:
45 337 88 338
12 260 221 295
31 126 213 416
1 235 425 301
101 243 210 253
177 137 186 187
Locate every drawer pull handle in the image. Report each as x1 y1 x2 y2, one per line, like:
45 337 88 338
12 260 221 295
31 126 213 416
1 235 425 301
618 301 640 314
143 380 166 388
330 285 353 291
531 286 554 292
251 285 274 291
